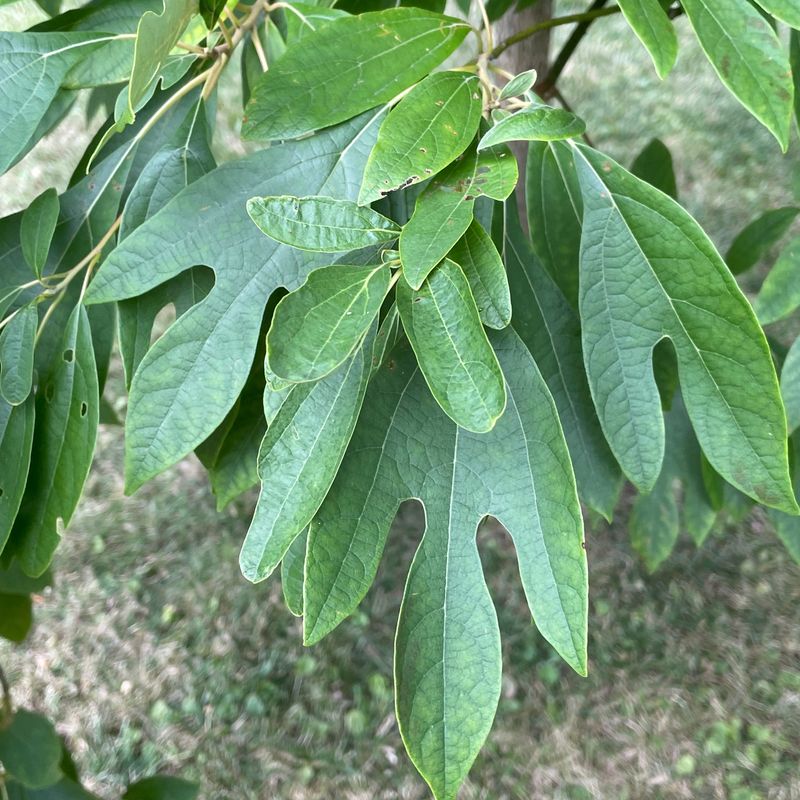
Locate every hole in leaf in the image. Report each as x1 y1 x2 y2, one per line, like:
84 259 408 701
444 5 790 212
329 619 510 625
80 402 88 417
63 349 74 363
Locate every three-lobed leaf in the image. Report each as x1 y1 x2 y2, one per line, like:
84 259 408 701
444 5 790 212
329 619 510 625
247 195 399 252
266 264 391 382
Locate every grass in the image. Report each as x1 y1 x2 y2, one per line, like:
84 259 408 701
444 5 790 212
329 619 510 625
1 2 800 798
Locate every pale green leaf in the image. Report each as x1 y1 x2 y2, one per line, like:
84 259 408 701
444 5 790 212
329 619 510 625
246 196 399 252
502 203 622 520
20 188 59 278
304 331 585 798
400 145 517 289
448 219 511 329
478 106 586 149
0 396 35 554
242 8 470 140
781 336 800 434
617 0 678 79
396 259 505 432
0 306 37 406
498 68 536 100
753 237 800 324
358 71 482 204
525 140 582 307
574 144 796 512
86 110 384 492
725 206 799 275
630 137 678 199
10 305 98 576
281 528 306 616
0 709 61 789
754 0 800 28
267 264 391 383
240 328 374 582
681 0 794 150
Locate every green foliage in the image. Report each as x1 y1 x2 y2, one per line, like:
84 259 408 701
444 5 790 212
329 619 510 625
0 0 799 797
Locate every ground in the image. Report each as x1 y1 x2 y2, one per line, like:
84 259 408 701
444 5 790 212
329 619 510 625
0 2 799 799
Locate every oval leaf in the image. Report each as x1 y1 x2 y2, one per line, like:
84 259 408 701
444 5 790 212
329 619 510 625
725 206 800 275
617 0 678 79
478 106 586 150
396 259 506 432
499 68 537 100
0 395 35 554
247 195 399 252
267 264 391 382
0 305 37 405
20 187 59 277
358 71 483 204
242 8 471 140
782 337 800 435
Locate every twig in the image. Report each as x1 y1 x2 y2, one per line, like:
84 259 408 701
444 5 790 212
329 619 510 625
476 0 493 55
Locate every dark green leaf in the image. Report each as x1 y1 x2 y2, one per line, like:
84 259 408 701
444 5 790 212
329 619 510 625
0 593 33 642
0 561 52 595
10 305 98 576
20 188 59 278
199 0 226 28
753 236 800 324
267 264 391 382
396 259 505 432
503 203 622 520
617 0 678 79
0 396 35 556
478 106 586 149
725 206 799 275
0 306 37 406
283 4 348 43
681 0 794 150
574 144 796 512
0 709 62 789
242 8 470 141
247 196 399 252
359 71 482 204
122 776 198 800
630 137 678 199
448 219 511 329
86 111 384 492
240 328 374 582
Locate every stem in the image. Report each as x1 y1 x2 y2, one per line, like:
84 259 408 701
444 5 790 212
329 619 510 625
251 28 268 71
476 0 494 55
540 1 615 95
489 4 620 60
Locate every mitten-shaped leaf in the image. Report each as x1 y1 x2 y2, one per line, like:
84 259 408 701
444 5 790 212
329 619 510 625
574 144 796 513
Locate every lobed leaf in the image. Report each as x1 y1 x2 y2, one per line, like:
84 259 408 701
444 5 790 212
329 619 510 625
574 144 796 512
396 259 506 433
242 8 470 141
681 0 794 151
477 106 586 149
359 71 482 204
616 0 678 79
247 195 399 252
267 264 392 382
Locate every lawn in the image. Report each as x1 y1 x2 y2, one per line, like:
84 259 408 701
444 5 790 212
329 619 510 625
0 3 799 799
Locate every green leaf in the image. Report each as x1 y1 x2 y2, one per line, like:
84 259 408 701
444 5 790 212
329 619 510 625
680 0 794 151
281 528 306 616
242 8 470 141
199 0 226 28
0 306 37 406
448 219 511 330
370 303 402 375
0 397 35 556
502 203 622 521
525 140 582 307
782 336 800 435
123 0 198 126
753 237 800 325
478 106 586 149
267 264 391 383
630 137 678 199
726 207 800 275
769 433 800 564
86 110 384 492
304 331 585 797
0 593 32 643
239 327 374 582
498 68 536 101
400 145 517 289
630 393 717 571
283 4 349 43
122 776 198 800
20 189 59 278
792 30 800 125
0 561 52 595
753 0 800 28
616 0 678 79
246 196 399 252
0 709 62 789
10 305 98 576
574 144 796 512
358 71 482 204
0 32 107 173
396 259 505 432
